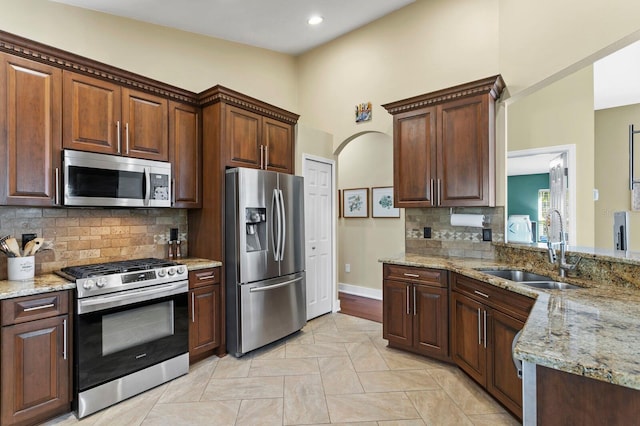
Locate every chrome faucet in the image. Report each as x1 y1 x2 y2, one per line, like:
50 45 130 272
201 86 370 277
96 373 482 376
546 209 580 278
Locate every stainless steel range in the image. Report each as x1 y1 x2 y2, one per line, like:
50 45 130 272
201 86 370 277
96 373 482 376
58 258 189 419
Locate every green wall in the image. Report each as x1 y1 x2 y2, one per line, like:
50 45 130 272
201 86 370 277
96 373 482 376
508 173 549 221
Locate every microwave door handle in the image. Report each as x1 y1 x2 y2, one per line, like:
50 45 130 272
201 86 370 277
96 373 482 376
143 167 151 206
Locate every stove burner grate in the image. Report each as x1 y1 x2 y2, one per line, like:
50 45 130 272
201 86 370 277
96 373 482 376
61 258 179 279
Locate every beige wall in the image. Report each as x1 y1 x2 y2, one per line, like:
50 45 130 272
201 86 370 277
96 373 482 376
499 0 640 97
337 132 404 291
297 0 500 151
507 66 595 247
595 104 640 250
0 0 298 111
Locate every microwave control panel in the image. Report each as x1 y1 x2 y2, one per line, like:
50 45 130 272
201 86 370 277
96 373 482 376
150 174 170 200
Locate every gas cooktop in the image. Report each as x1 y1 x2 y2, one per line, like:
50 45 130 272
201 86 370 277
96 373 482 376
57 258 187 298
60 258 179 279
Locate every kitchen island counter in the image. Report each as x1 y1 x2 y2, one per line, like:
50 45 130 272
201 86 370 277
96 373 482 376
380 254 640 391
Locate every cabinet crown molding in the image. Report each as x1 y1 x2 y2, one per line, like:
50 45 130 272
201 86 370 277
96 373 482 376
0 30 300 123
198 85 300 125
382 75 505 115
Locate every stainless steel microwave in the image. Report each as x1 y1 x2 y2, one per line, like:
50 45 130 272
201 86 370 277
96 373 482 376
62 150 172 208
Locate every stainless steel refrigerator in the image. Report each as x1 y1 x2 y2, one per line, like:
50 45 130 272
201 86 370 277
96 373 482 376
225 167 306 357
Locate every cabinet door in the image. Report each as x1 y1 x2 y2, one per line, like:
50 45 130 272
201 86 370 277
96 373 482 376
487 308 525 418
393 107 437 207
451 292 486 386
1 315 70 426
189 285 220 357
122 88 169 161
413 284 448 359
0 54 61 206
437 94 492 206
263 117 293 173
63 71 121 155
169 101 201 208
225 105 262 169
382 279 412 346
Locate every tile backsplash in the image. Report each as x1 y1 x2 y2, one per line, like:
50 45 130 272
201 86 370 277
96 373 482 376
405 207 505 259
0 207 187 279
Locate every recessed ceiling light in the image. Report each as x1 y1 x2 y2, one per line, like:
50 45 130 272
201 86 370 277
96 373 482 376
307 15 324 25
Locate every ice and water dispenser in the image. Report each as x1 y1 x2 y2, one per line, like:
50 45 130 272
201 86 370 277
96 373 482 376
245 208 266 252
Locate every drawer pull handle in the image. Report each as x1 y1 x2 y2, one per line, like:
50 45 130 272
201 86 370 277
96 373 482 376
474 290 489 298
198 274 214 280
403 273 420 278
63 318 68 360
23 303 55 312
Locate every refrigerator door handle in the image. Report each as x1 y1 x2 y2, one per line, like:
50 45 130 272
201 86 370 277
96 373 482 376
272 188 281 261
278 189 286 261
249 276 303 293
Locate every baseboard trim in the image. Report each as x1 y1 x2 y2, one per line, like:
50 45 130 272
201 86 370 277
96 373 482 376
338 283 382 300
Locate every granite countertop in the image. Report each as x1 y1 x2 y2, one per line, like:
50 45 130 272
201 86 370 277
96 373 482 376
0 257 222 300
380 254 640 391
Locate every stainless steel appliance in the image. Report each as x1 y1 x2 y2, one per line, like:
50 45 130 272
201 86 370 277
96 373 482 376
57 258 188 419
225 167 306 357
62 149 172 208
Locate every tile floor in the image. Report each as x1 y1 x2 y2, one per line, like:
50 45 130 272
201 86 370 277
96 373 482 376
45 313 520 425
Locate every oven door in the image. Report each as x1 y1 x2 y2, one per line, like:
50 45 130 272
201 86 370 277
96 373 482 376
75 281 188 392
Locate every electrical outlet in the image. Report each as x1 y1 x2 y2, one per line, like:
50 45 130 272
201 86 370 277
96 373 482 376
423 227 431 239
482 229 492 242
345 264 351 273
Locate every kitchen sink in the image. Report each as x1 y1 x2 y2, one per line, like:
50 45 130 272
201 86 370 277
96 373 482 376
479 269 582 290
480 269 553 282
521 281 581 290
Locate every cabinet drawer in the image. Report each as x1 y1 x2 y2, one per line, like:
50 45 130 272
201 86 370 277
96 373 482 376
384 264 447 287
189 267 220 289
1 291 69 326
451 273 533 321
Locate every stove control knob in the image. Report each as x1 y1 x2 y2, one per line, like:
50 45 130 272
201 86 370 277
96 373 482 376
167 267 176 276
83 279 95 290
177 266 186 275
96 277 107 288
158 268 167 277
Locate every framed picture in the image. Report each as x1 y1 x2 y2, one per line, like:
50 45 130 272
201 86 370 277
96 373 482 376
371 187 400 218
343 188 369 218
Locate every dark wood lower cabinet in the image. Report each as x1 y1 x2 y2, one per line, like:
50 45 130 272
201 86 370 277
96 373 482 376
536 365 640 425
1 292 71 426
382 264 449 362
450 273 533 420
188 267 222 362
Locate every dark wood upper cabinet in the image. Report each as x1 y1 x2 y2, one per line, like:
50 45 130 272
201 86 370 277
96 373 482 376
0 53 62 206
62 71 121 155
225 105 262 169
263 116 293 173
122 88 169 161
169 101 201 208
63 72 169 161
383 75 504 208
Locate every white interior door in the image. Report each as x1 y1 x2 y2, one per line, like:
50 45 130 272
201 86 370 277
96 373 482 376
303 157 334 320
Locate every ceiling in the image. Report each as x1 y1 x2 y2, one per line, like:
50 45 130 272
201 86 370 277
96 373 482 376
50 0 415 55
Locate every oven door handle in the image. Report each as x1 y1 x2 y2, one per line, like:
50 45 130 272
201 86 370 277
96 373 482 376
77 281 188 315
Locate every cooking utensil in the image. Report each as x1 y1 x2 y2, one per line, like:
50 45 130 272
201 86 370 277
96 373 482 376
0 235 11 256
5 238 21 257
26 238 44 256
